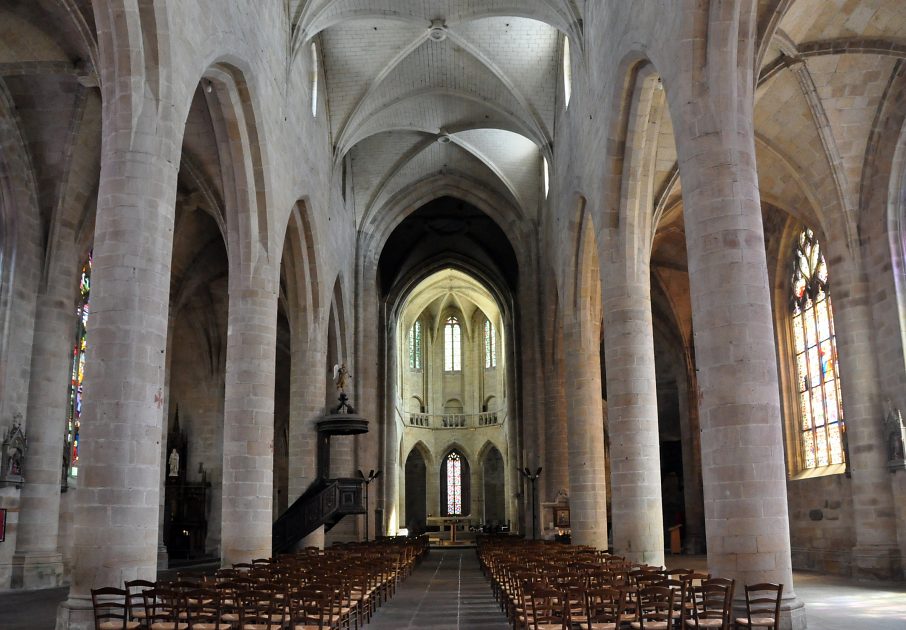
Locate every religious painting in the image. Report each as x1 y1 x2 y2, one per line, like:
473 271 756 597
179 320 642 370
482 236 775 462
554 507 570 528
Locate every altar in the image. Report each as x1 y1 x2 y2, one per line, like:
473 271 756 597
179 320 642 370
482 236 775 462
426 516 471 544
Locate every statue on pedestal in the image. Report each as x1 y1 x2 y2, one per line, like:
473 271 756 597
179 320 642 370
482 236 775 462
884 400 906 471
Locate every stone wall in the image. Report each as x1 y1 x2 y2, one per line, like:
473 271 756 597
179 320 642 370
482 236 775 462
788 475 856 574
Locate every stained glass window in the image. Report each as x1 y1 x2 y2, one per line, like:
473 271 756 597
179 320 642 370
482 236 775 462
67 252 91 476
790 229 845 469
484 319 496 369
444 316 461 371
408 320 422 370
446 451 463 515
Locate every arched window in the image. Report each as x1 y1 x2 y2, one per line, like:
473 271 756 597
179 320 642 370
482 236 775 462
408 320 422 370
542 157 550 198
440 450 470 516
790 229 845 470
67 252 91 476
310 42 319 117
562 36 572 108
444 316 461 371
484 319 496 369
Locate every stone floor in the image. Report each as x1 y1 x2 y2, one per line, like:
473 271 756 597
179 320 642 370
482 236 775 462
367 549 509 629
2 552 905 629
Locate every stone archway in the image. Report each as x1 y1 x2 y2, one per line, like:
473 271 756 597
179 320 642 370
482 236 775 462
482 445 505 527
404 447 427 534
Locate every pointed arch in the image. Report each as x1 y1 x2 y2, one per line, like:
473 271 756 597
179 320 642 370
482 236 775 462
480 442 506 526
440 445 471 517
201 62 272 274
404 443 429 533
279 199 321 342
325 274 349 404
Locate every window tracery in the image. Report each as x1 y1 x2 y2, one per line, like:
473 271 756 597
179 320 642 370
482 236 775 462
790 229 845 470
444 316 461 372
484 319 496 369
446 451 463 515
67 253 91 477
408 320 422 370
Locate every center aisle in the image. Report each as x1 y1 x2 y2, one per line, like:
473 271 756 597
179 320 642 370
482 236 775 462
367 549 510 630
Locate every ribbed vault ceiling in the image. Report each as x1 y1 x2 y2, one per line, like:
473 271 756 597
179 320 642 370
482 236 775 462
301 0 582 226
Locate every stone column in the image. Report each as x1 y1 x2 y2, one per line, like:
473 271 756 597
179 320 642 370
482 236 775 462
602 268 664 565
288 321 326 499
677 367 706 553
382 317 401 535
827 254 902 577
563 309 608 548
288 324 327 548
543 322 569 504
12 275 74 588
670 6 803 625
220 267 279 565
56 142 180 630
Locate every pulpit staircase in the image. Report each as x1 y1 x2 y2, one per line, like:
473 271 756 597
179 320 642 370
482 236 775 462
272 476 365 554
272 390 370 554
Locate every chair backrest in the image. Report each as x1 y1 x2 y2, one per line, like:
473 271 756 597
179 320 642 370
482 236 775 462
290 584 334 630
637 585 675 629
561 582 587 626
689 579 734 629
184 587 222 628
123 579 155 620
239 588 287 627
526 583 567 630
744 582 783 626
91 587 130 630
142 586 183 626
585 586 624 625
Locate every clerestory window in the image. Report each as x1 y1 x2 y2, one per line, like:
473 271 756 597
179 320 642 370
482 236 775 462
444 316 461 371
484 319 496 369
408 320 422 370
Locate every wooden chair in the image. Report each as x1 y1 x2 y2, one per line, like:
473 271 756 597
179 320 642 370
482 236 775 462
630 585 675 630
583 586 624 630
92 587 141 630
238 588 287 630
734 583 782 629
561 581 588 628
142 586 188 630
184 587 229 630
657 578 687 627
525 583 568 630
683 579 734 629
288 584 339 630
124 579 156 626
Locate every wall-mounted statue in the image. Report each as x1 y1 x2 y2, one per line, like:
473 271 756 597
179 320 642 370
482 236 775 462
1 413 27 487
884 400 906 471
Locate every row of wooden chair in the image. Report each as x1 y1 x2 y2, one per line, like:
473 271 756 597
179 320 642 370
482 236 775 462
91 536 428 630
476 538 782 630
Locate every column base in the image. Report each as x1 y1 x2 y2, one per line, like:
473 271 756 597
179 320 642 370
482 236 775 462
851 544 903 580
55 595 93 630
779 596 807 630
10 551 64 589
